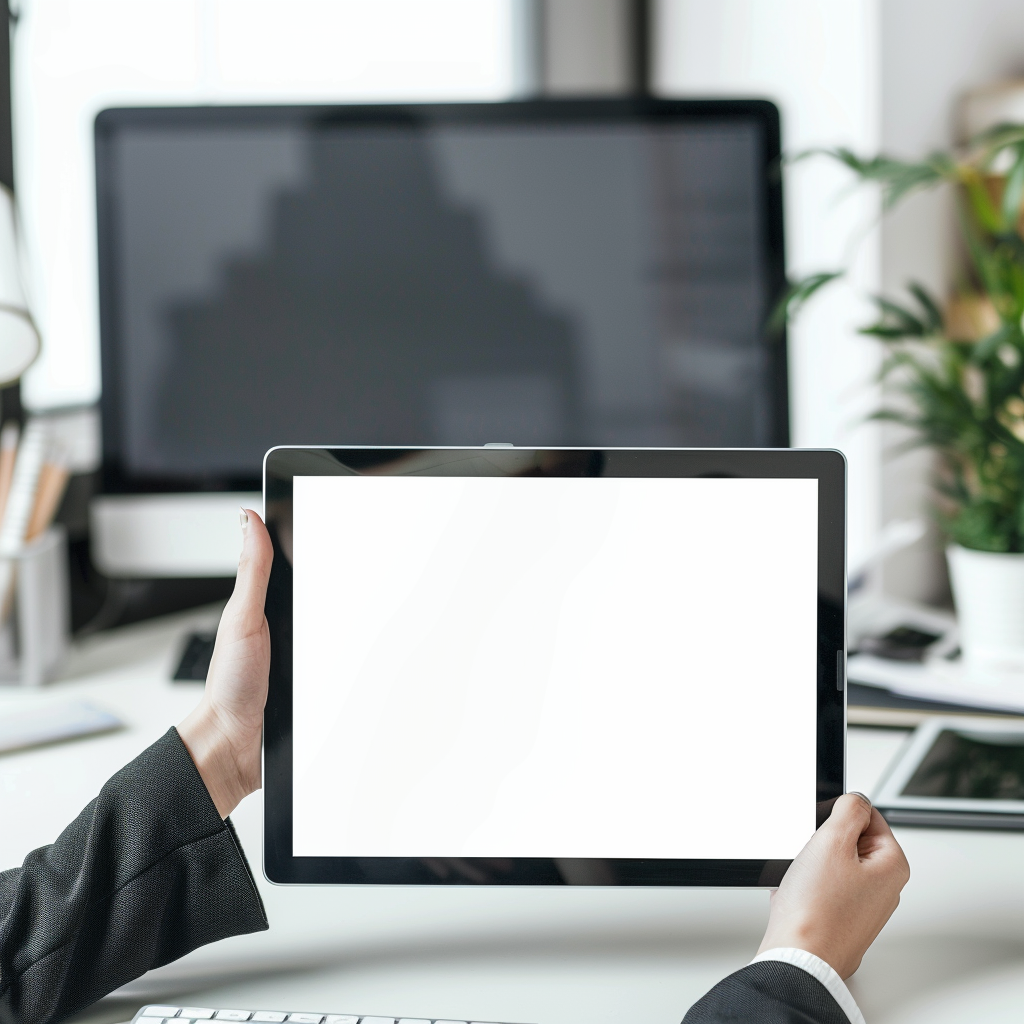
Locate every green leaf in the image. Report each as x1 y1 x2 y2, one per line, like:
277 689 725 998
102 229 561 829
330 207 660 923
946 500 1016 552
789 148 953 209
972 122 1024 163
1002 145 1024 232
859 296 928 339
971 321 1018 363
861 327 917 340
906 281 944 332
957 195 1010 302
961 169 1004 234
766 271 843 334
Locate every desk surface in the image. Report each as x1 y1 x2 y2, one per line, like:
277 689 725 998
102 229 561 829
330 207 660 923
2 607 1023 1024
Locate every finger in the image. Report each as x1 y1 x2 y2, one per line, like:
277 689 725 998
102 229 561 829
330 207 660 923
859 807 902 856
816 792 874 849
861 804 895 839
221 508 274 638
858 808 910 878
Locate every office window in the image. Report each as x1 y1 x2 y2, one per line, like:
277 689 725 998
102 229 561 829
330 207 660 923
13 0 521 409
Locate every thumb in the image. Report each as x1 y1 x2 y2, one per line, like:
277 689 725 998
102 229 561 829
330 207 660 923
221 507 273 638
817 792 873 850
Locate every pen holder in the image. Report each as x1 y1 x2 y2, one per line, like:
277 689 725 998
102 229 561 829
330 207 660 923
0 526 71 687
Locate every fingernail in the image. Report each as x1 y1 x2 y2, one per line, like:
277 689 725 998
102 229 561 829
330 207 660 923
849 791 872 807
239 507 249 529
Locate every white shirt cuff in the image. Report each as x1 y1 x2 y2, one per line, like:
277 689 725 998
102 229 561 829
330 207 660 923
750 947 865 1024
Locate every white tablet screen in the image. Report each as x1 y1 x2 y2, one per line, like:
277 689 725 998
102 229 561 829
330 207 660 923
291 475 819 860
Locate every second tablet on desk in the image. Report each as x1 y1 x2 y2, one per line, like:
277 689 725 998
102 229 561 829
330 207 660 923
873 715 1024 829
262 447 846 886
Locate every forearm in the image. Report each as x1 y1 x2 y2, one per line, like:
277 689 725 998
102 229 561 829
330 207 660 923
0 729 268 1024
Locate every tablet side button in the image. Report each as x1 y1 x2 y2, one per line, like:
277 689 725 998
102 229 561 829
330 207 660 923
836 650 845 692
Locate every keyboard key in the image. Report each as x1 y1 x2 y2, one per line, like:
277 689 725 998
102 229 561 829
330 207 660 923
143 1010 181 1018
435 1020 468 1023
214 1013 253 1021
285 1016 323 1023
252 1015 288 1022
182 1011 215 1020
324 1017 359 1023
397 1019 431 1024
359 1018 395 1024
137 1019 167 1024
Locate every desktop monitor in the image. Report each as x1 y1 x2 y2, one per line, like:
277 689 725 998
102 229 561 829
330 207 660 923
92 98 786 576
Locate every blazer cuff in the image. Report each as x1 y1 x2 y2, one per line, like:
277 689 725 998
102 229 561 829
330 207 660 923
750 948 864 1024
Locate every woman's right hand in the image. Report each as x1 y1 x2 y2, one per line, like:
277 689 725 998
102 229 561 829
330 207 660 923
757 793 911 979
177 507 274 818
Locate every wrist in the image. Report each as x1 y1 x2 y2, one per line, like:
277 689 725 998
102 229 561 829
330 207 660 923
758 921 850 978
177 701 261 818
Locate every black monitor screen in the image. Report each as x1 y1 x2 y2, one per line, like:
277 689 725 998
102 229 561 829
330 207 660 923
96 100 786 489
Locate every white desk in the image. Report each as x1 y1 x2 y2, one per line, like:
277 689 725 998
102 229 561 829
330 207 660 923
2 608 1023 1024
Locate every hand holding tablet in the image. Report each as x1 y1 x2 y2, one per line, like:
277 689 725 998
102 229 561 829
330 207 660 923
759 792 910 979
177 506 274 818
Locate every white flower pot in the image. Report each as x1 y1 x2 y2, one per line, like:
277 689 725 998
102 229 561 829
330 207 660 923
947 545 1024 672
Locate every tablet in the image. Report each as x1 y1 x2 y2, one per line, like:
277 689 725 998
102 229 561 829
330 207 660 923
263 447 846 886
873 716 1024 829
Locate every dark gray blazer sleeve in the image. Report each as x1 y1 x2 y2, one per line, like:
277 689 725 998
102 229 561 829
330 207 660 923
0 727 269 1024
683 961 852 1024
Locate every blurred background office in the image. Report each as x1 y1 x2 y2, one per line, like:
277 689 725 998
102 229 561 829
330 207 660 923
2 2 1024 1023
14 0 1024 622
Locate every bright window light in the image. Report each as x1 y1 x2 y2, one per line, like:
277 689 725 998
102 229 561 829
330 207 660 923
13 0 519 409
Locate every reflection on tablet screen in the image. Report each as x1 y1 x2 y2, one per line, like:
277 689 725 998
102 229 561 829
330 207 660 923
901 729 1024 800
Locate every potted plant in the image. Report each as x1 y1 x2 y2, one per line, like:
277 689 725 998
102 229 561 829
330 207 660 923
778 126 1024 673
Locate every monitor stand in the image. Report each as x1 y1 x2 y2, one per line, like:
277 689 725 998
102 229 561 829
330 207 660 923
90 492 260 577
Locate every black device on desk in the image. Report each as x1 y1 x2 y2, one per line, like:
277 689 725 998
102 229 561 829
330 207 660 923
262 445 845 888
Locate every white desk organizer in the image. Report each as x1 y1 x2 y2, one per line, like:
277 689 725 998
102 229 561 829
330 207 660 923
0 526 70 686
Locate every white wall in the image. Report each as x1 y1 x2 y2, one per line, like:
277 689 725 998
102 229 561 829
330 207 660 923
542 0 635 94
12 0 518 412
654 0 883 575
880 0 1024 603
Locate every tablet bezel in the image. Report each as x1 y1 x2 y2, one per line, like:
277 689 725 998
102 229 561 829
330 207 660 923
263 446 846 886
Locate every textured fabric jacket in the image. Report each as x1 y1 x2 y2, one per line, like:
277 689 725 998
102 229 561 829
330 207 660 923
0 728 268 1024
683 960 851 1023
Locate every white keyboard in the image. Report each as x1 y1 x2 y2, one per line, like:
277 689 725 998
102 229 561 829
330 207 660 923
130 1006 530 1024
